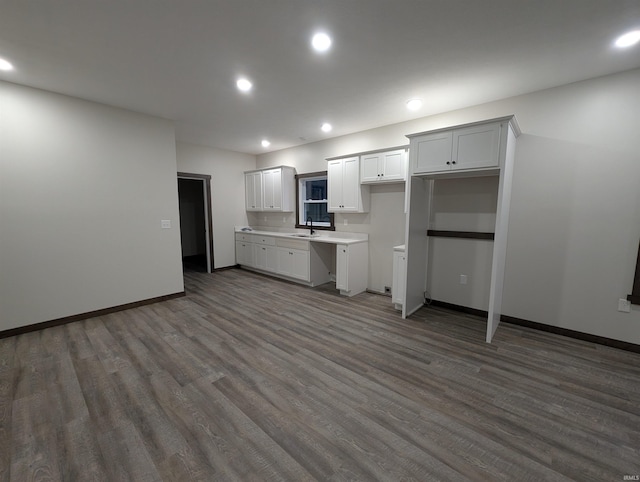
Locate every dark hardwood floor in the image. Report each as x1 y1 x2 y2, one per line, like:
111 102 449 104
1 268 639 481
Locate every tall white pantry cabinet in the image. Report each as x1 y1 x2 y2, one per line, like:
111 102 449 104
403 116 520 343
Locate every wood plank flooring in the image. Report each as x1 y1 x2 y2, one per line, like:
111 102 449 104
1 268 640 481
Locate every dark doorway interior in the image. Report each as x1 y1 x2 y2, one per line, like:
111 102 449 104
178 178 208 272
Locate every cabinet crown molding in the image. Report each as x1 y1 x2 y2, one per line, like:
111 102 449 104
406 115 521 139
325 145 409 161
244 165 296 174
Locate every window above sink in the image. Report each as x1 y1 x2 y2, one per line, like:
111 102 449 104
295 171 335 231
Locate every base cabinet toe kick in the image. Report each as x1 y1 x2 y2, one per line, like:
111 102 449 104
234 231 368 296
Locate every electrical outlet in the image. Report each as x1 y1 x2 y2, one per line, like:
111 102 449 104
161 220 171 229
384 286 391 294
459 274 467 285
618 298 631 313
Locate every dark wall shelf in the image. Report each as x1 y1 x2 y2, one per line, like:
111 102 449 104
427 230 495 241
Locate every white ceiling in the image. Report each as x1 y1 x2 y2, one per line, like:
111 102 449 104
1 0 640 155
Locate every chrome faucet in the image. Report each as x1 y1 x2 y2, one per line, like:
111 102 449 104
306 215 315 235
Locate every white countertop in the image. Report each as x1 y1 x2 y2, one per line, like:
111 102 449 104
235 227 368 245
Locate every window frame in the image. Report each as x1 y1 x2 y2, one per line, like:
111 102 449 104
295 171 335 231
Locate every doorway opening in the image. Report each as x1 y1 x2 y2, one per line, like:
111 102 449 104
177 172 214 273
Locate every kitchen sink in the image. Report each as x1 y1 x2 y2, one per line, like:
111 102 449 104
289 233 320 238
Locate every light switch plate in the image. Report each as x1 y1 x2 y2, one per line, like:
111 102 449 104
618 298 631 313
161 220 171 229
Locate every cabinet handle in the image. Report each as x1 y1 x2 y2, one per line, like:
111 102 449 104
446 161 451 165
452 161 456 165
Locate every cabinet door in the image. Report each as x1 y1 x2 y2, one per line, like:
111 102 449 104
392 251 406 306
340 157 360 211
336 245 348 290
255 244 267 270
453 123 500 170
327 159 344 211
277 248 309 281
360 153 381 183
245 172 263 211
381 150 406 181
263 168 282 211
413 131 453 174
235 241 245 265
256 245 277 272
266 246 278 272
290 250 310 280
236 241 255 267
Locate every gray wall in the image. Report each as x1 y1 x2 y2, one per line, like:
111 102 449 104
256 68 640 344
0 81 184 331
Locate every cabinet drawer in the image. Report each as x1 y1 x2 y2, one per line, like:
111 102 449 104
235 232 255 242
254 235 276 246
276 237 310 251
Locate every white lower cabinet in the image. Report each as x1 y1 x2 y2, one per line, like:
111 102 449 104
335 242 368 296
276 247 310 281
253 235 277 272
392 246 406 310
235 240 255 267
236 233 311 282
255 245 277 272
235 231 367 296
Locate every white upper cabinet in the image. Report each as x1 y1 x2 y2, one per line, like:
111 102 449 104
245 166 295 212
327 157 370 213
411 122 501 175
412 131 453 173
360 148 407 183
245 171 263 211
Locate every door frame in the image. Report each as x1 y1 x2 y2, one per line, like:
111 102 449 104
177 172 214 273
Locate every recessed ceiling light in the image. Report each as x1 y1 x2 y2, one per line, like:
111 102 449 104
311 32 332 53
321 123 332 133
0 58 14 71
261 139 271 148
236 77 253 92
406 98 423 111
615 30 640 48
